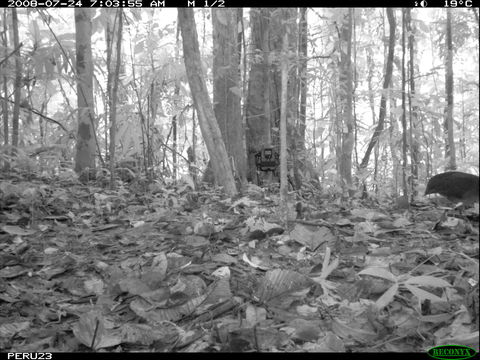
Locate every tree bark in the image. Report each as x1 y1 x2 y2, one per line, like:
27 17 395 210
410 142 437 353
108 9 123 187
298 8 307 151
74 9 96 175
245 8 273 182
212 9 247 184
444 9 456 171
400 9 408 199
2 10 10 170
11 8 21 152
360 9 395 171
338 9 354 194
280 31 289 203
406 8 419 198
178 9 237 196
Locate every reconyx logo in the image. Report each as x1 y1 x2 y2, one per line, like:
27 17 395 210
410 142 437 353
427 345 477 360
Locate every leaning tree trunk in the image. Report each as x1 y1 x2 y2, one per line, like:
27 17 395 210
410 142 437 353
359 8 395 171
178 9 237 196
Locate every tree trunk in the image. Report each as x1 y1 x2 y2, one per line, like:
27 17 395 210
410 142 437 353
178 9 237 196
338 9 354 194
172 110 177 181
11 8 20 152
298 8 307 151
271 9 299 188
360 9 395 171
406 8 419 198
279 31 289 219
108 9 123 187
444 9 456 171
246 8 273 182
400 9 408 199
2 10 10 170
212 9 247 184
74 9 96 176
173 23 182 183
366 45 377 191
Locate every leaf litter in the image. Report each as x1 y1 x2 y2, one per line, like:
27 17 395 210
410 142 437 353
0 172 478 352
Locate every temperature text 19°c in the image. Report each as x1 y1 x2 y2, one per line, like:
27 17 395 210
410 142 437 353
444 0 473 6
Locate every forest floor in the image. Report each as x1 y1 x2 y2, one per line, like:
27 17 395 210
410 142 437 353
0 170 478 353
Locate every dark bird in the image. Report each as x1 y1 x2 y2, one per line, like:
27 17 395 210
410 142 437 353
425 171 479 206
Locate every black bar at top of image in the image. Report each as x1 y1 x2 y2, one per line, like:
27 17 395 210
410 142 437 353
6 0 480 7
144 0 477 6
